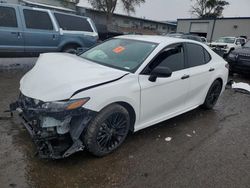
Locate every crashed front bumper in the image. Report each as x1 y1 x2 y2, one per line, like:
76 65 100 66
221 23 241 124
9 95 96 159
211 47 229 57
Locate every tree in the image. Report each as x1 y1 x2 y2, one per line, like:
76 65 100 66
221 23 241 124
191 0 229 18
88 0 145 29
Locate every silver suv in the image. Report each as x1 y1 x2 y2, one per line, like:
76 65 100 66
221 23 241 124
0 3 98 54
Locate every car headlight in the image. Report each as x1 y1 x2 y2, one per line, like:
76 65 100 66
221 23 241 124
41 98 90 112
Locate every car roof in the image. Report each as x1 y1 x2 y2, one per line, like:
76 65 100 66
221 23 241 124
115 35 197 45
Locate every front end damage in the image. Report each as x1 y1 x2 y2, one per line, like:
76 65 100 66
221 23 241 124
9 94 96 159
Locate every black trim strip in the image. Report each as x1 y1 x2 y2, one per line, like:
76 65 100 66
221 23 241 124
70 73 129 98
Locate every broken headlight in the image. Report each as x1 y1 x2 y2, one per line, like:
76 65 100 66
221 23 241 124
41 98 90 112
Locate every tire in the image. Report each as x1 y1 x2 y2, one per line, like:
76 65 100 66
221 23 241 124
83 104 130 157
229 70 234 76
202 80 222 109
62 45 79 54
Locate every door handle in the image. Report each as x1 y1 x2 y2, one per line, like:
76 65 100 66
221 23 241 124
181 75 190 80
209 68 215 72
11 32 21 38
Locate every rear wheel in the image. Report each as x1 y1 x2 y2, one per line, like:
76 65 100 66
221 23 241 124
83 104 130 157
62 44 80 54
202 80 222 109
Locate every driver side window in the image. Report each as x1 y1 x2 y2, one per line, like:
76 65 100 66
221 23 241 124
148 43 185 73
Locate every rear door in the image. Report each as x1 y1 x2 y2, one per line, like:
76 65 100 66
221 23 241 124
0 5 24 52
19 7 60 53
184 42 214 108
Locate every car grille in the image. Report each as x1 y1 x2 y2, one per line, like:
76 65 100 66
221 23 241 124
238 53 250 62
212 45 227 49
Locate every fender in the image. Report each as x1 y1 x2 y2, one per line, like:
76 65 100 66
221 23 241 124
58 39 84 51
70 73 130 98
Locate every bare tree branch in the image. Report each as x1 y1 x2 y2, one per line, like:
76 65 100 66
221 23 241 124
190 0 229 18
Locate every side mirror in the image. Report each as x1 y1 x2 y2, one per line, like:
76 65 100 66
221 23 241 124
149 67 172 82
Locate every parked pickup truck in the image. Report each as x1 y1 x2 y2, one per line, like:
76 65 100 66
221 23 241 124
209 37 246 57
0 3 98 54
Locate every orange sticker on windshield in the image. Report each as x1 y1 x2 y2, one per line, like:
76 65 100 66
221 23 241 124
113 46 125 53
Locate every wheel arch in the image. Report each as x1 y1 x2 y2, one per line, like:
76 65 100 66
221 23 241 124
61 42 82 52
214 77 223 87
98 101 137 132
115 102 136 132
59 39 84 51
202 77 224 105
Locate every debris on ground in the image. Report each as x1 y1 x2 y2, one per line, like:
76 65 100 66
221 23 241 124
186 134 192 137
165 137 172 142
129 155 134 159
232 82 250 94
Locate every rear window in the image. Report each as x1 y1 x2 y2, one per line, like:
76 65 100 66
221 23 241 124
204 48 211 63
186 43 205 67
23 9 53 30
0 7 17 27
54 13 93 32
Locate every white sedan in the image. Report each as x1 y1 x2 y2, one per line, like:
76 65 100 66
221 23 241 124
10 35 229 159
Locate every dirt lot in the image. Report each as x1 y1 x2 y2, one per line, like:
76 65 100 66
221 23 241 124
0 58 250 188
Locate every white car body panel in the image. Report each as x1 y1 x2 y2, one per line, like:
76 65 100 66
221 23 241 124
138 70 189 130
20 53 128 102
19 35 228 132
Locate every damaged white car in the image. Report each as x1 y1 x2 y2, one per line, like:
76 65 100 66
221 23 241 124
10 35 228 159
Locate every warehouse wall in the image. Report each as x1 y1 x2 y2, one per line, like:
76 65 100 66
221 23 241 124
177 18 250 42
177 19 215 41
212 19 250 41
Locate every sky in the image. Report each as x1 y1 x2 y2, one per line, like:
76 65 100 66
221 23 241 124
79 0 250 21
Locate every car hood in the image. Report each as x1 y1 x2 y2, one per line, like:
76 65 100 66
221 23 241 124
210 42 230 46
20 53 128 102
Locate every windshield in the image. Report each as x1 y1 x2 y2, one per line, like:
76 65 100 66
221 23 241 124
80 38 157 72
244 40 250 48
215 37 235 44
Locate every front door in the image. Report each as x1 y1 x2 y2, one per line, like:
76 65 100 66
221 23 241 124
138 43 190 130
19 8 60 53
0 5 24 52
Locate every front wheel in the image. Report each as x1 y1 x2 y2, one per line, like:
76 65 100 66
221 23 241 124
202 80 222 109
83 104 130 157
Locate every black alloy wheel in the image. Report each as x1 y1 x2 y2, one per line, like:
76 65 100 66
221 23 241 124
202 80 222 109
84 104 130 157
97 112 128 151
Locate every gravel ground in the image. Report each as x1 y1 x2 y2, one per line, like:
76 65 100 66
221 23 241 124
0 58 249 188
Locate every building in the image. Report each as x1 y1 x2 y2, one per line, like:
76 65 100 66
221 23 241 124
177 17 250 42
77 7 177 35
4 0 177 36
